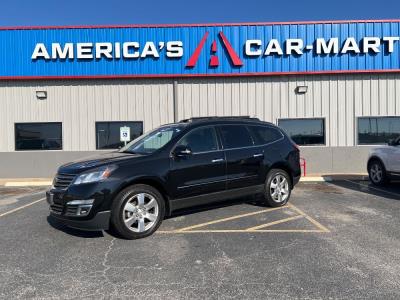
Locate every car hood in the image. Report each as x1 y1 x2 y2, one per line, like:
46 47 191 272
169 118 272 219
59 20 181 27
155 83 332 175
58 152 144 174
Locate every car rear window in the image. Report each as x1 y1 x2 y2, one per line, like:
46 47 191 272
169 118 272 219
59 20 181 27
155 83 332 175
247 125 283 145
218 125 253 149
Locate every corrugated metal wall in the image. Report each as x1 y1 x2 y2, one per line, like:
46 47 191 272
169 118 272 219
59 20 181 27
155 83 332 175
177 74 400 147
0 79 174 152
0 73 399 152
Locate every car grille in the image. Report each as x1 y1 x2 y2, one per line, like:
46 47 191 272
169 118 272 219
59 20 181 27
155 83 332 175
50 203 64 214
53 173 75 189
50 203 89 216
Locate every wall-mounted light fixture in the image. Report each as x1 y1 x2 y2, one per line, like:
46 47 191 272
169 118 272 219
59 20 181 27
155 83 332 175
36 91 47 100
295 86 308 94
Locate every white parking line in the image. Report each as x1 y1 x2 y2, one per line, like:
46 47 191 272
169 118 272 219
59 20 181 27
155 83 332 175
0 198 46 218
345 180 400 198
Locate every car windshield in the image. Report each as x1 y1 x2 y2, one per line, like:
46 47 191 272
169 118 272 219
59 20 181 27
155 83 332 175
119 125 184 154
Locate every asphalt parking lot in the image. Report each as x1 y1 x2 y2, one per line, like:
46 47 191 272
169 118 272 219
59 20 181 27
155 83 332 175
0 181 400 299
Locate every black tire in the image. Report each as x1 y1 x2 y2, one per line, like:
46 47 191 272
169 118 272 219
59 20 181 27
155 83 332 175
368 159 389 186
110 184 165 240
263 169 292 207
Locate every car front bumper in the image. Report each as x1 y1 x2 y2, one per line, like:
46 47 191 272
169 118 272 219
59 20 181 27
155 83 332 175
46 181 116 231
49 210 111 231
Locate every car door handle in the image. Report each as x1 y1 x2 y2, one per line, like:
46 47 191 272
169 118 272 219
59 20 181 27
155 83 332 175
253 153 264 158
211 158 225 163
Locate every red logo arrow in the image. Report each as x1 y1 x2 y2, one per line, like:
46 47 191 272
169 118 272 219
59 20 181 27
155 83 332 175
186 31 243 68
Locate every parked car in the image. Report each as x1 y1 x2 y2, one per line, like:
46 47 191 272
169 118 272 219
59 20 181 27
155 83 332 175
367 136 400 186
47 117 301 239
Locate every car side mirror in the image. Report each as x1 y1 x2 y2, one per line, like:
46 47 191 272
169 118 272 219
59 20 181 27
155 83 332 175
173 145 192 157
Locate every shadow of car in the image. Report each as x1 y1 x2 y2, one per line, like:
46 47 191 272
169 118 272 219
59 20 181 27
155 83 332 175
327 180 400 201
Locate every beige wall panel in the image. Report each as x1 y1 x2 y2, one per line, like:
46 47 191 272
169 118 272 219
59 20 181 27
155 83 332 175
0 79 174 151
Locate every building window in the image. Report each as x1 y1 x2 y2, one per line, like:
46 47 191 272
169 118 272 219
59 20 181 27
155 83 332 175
15 122 62 150
358 117 400 145
96 121 143 149
278 118 325 146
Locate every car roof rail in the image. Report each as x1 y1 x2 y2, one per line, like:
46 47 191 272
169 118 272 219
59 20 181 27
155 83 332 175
179 116 260 123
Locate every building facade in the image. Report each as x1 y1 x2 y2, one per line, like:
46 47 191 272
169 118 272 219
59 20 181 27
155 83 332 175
1 20 400 177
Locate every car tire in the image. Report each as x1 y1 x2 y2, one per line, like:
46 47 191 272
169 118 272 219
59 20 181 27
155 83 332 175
110 184 165 240
368 160 389 186
263 169 291 207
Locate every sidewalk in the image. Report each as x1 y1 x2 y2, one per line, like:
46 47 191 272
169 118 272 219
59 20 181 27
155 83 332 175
0 174 369 187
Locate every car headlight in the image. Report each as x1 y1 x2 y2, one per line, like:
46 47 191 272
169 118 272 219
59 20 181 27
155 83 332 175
72 165 117 185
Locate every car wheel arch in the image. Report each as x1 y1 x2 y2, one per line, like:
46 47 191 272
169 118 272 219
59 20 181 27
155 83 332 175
267 162 294 188
368 156 387 171
114 177 171 216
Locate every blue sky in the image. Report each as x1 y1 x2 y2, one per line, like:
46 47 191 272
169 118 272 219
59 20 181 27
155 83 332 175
0 0 399 26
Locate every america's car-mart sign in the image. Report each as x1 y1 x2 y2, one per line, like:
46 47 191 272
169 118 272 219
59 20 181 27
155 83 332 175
1 21 400 78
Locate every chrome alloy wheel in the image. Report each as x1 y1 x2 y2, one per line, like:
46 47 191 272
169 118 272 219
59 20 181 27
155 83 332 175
270 174 289 203
122 193 159 233
370 163 383 183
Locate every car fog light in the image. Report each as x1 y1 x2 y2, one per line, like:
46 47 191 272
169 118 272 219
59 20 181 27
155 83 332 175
66 199 94 217
77 205 92 216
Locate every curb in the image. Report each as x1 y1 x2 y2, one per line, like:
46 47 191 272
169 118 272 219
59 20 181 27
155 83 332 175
4 181 52 187
300 175 369 182
0 178 52 187
300 177 332 182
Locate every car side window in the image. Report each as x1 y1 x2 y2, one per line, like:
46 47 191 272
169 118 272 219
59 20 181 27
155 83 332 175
176 126 219 153
248 125 283 145
219 125 254 149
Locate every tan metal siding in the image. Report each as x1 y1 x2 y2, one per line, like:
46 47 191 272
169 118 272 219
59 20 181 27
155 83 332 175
0 79 174 152
177 74 400 147
1 74 400 152
345 76 355 146
388 74 396 114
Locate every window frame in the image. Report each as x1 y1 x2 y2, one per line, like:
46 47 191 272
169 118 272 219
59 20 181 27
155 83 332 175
277 117 326 146
95 121 144 150
14 122 63 151
172 125 222 155
356 116 400 145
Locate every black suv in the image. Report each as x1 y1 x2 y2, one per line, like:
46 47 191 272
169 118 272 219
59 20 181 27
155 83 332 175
47 117 301 239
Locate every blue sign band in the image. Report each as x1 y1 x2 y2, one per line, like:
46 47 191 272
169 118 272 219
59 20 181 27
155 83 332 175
1 21 400 78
